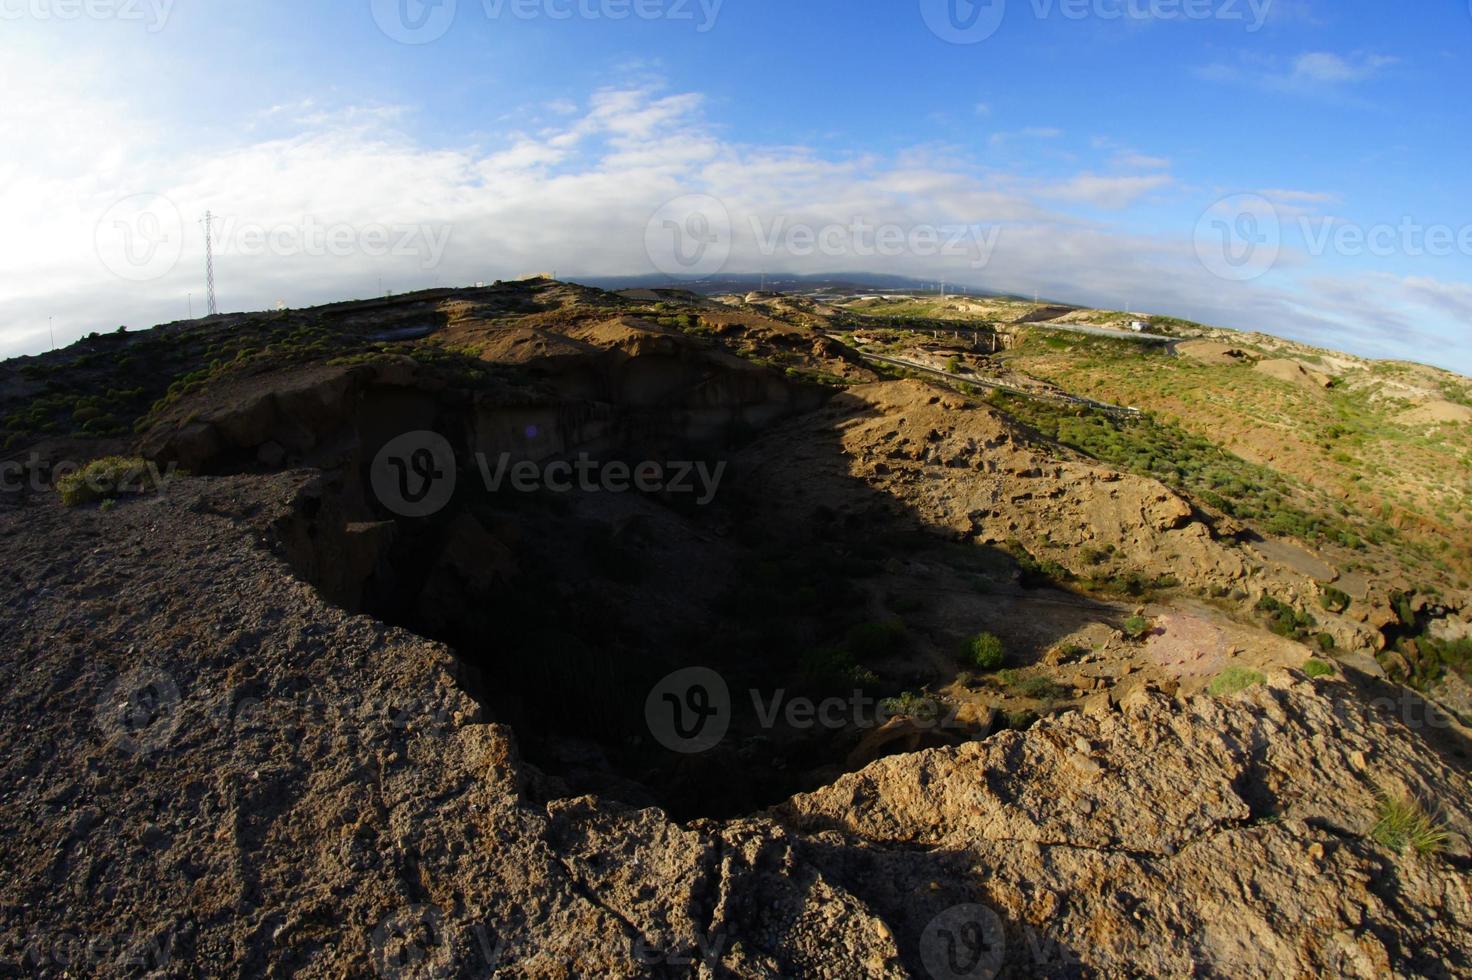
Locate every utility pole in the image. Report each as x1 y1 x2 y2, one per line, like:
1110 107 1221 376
48 316 55 351
188 293 193 319
202 212 218 316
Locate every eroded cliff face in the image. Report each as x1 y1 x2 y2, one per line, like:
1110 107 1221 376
0 476 1469 978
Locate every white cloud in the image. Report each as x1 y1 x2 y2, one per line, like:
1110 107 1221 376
1 79 1469 376
1291 52 1396 85
989 127 1064 147
1197 50 1397 96
1041 174 1175 210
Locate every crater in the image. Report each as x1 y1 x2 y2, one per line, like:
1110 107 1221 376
264 365 1011 819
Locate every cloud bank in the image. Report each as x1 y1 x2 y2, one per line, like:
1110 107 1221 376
2 71 1469 374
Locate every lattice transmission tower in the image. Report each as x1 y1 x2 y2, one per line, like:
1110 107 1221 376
201 211 218 316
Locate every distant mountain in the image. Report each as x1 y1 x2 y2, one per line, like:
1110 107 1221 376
577 271 1027 300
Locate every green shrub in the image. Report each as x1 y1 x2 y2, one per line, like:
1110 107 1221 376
1207 666 1266 697
1372 794 1450 857
1254 595 1317 640
1319 586 1351 614
879 691 942 722
56 456 159 507
998 671 1068 701
967 632 1006 670
1303 659 1335 678
1122 615 1151 641
1316 632 1336 652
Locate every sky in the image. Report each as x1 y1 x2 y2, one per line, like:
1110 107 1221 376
2 0 1471 372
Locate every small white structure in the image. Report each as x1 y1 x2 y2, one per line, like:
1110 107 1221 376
1128 320 1150 333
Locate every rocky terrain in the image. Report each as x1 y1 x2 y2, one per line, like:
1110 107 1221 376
2 279 1470 977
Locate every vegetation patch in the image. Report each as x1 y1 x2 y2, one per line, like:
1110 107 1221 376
1371 794 1451 857
1207 666 1266 697
1303 659 1336 678
1123 615 1152 641
966 632 1006 671
56 456 163 507
1254 595 1318 642
996 669 1068 701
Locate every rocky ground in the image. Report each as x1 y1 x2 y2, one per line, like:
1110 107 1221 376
1 479 1470 977
2 281 1471 977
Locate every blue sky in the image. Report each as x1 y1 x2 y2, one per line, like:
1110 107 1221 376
3 0 1471 372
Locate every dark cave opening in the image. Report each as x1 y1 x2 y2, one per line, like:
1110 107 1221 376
274 448 997 822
